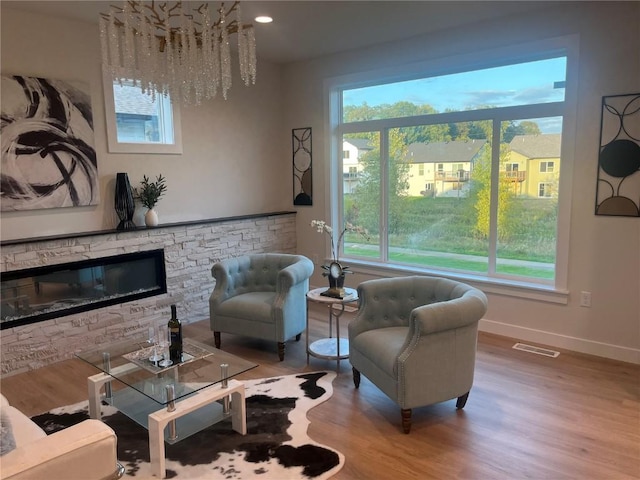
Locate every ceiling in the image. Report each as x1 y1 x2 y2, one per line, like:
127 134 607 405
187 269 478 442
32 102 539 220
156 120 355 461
3 1 554 64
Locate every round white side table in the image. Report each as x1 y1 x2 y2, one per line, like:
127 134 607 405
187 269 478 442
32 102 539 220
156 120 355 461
306 287 358 372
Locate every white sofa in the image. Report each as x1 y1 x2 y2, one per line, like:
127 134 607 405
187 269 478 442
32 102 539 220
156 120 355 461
0 394 123 480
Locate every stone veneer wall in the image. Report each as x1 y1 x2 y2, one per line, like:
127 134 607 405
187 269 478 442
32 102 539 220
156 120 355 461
0 212 296 377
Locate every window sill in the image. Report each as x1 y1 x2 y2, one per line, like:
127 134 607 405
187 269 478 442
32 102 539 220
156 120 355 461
342 258 569 305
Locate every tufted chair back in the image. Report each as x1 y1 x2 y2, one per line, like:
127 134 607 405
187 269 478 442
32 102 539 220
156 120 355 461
214 254 301 298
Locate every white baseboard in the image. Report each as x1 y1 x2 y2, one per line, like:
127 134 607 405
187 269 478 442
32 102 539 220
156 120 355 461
479 318 640 365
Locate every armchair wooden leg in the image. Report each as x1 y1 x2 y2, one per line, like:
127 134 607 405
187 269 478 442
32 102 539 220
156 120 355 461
214 331 221 349
278 342 285 361
295 333 301 341
456 391 470 409
352 367 361 388
401 408 412 434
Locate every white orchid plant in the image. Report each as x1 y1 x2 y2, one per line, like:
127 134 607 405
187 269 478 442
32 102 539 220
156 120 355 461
310 219 369 276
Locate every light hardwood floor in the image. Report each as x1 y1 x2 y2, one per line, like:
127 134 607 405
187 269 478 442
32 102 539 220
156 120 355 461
2 302 639 479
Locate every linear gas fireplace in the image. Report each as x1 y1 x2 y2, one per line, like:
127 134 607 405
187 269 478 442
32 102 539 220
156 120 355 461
1 249 167 330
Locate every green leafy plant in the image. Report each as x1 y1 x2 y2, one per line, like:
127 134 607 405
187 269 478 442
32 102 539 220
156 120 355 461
135 174 167 209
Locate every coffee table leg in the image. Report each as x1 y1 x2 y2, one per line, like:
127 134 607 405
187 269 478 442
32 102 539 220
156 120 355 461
148 416 165 478
230 388 246 434
88 371 113 420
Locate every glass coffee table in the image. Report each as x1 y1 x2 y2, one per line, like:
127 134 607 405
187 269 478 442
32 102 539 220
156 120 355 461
76 338 257 479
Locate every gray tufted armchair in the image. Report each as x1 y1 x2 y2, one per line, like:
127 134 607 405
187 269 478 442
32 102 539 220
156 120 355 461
209 253 314 361
348 275 488 433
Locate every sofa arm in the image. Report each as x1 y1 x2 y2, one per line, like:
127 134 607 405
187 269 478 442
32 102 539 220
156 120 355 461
1 419 121 480
411 288 487 335
277 256 314 291
210 261 234 307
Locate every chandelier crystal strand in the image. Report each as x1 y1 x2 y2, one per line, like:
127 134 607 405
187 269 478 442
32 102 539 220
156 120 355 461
177 2 187 104
212 23 221 99
236 4 248 86
188 17 200 104
220 7 232 100
122 1 136 83
201 6 215 101
99 17 109 71
247 27 256 85
164 21 174 100
137 13 151 99
107 13 121 82
143 15 156 94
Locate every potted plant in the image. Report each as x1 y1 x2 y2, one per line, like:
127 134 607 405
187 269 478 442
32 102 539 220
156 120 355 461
135 174 167 227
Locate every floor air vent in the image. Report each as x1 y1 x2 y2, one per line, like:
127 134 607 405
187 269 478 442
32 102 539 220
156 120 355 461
512 343 560 358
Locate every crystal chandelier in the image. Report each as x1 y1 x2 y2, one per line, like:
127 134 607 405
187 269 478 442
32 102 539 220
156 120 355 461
99 1 256 106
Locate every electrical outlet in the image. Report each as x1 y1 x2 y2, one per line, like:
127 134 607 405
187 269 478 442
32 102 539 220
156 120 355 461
312 254 319 265
580 291 592 308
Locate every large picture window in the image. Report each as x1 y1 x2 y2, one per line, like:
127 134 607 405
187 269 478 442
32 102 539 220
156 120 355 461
331 43 575 292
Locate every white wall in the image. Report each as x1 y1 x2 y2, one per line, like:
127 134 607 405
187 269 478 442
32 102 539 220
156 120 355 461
0 7 290 241
286 2 640 363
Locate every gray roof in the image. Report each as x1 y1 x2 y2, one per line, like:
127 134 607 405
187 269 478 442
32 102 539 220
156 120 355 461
406 139 487 164
345 138 375 152
509 134 561 159
113 84 158 116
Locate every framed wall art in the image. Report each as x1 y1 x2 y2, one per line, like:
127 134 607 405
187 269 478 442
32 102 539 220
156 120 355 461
292 127 312 206
1 75 98 211
595 92 640 217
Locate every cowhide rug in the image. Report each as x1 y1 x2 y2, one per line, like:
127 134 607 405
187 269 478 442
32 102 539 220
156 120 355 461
31 371 344 480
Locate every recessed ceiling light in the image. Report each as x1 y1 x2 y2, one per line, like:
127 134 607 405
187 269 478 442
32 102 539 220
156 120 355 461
254 15 273 24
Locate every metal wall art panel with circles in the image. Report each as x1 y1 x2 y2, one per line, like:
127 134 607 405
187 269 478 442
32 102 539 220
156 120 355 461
595 93 640 217
293 127 312 206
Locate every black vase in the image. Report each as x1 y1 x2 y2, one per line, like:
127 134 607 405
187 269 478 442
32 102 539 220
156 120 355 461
115 173 136 230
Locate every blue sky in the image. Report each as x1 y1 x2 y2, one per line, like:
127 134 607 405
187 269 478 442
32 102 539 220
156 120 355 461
343 57 567 134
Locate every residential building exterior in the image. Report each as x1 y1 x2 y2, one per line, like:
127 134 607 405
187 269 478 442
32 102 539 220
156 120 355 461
405 140 488 197
507 134 561 198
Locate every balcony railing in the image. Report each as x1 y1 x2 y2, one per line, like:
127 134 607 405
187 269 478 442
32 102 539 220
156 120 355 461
502 171 526 182
435 171 470 182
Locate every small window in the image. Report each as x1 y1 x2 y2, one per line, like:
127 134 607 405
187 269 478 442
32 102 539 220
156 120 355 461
539 182 553 197
344 150 350 159
540 161 555 173
418 164 425 175
103 70 182 154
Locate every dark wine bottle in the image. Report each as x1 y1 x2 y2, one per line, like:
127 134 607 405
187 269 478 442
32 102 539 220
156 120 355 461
168 304 182 363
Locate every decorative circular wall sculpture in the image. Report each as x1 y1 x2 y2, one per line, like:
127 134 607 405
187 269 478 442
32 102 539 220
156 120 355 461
292 127 312 206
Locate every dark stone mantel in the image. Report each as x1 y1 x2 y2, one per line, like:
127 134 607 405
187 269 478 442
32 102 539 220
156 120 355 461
0 211 296 247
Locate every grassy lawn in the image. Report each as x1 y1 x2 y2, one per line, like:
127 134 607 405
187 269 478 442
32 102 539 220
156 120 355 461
348 197 557 257
346 246 554 280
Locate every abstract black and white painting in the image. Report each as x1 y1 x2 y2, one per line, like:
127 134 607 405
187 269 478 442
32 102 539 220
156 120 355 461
1 75 99 211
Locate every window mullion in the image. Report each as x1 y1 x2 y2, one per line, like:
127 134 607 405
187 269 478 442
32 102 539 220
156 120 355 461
380 129 389 262
488 118 501 275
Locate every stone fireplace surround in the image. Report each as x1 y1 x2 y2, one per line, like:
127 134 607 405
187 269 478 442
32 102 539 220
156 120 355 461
0 211 296 377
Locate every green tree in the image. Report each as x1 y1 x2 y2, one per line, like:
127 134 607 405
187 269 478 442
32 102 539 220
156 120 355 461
349 130 409 236
468 144 516 239
503 121 541 143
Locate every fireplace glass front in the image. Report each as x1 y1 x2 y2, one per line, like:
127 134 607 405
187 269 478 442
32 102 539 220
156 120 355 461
1 249 167 329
